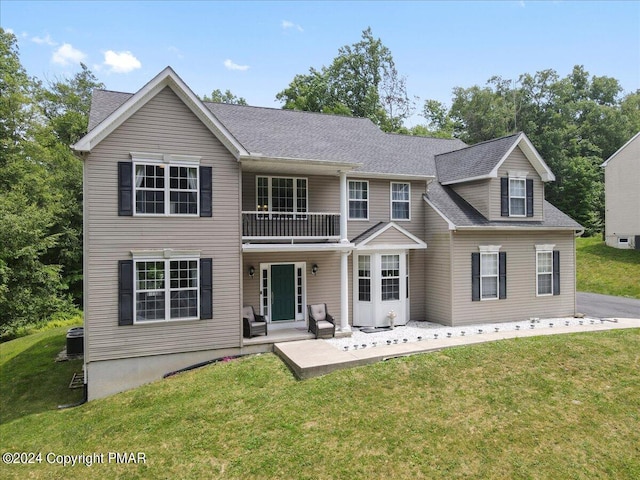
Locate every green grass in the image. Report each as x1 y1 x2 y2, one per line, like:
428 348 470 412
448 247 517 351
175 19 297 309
0 326 84 424
577 236 640 298
1 328 639 479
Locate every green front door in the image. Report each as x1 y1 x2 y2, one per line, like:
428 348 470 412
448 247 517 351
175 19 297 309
271 264 295 321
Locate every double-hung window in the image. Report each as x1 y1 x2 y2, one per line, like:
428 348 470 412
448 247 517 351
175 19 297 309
509 178 526 216
391 182 410 220
358 255 371 302
131 153 201 216
535 245 560 296
349 180 369 220
134 257 199 322
472 246 506 301
381 254 400 301
480 252 499 300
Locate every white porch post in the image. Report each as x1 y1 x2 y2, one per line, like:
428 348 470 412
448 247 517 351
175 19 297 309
340 250 351 332
339 171 348 243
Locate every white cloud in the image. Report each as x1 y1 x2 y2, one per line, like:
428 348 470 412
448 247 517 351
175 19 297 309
6 28 14 34
32 33 57 46
168 46 184 59
103 50 141 73
282 20 303 32
224 59 249 71
52 43 86 65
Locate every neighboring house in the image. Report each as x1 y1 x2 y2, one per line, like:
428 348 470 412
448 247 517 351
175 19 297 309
72 68 583 400
601 131 640 249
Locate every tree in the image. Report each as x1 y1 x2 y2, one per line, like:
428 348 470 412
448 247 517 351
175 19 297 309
0 29 73 336
423 66 636 235
202 88 247 105
276 27 413 131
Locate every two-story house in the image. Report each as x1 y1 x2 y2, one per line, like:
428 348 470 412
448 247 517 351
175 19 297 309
601 131 640 249
73 67 583 400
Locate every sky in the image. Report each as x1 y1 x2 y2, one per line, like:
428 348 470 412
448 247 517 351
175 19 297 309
2 0 639 126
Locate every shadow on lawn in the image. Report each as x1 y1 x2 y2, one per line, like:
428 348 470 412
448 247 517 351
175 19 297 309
0 334 84 425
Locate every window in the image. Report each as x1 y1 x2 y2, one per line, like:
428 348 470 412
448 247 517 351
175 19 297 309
381 254 400 301
618 237 629 246
134 258 199 322
501 176 533 218
509 178 526 216
480 253 499 300
134 162 199 215
358 255 371 302
348 180 368 219
536 250 553 296
472 247 506 301
256 176 307 216
391 182 410 220
535 245 560 297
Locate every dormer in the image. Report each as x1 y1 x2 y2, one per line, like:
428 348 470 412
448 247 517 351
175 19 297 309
435 132 554 222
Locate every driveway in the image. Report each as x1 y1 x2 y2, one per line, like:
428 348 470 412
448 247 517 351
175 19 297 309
577 292 640 318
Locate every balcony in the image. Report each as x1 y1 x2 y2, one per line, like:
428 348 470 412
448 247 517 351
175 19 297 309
242 212 341 241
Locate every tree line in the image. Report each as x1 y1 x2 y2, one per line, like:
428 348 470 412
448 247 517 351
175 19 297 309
1 27 638 336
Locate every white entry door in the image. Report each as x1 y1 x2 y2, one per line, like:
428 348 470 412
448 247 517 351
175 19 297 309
353 251 408 327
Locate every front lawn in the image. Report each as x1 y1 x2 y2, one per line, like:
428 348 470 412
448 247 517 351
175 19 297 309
576 236 640 298
1 328 639 479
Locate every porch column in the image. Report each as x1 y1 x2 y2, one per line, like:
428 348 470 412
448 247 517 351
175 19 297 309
339 171 348 243
340 250 351 332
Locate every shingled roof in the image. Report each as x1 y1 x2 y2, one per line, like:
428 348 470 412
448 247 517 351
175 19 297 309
85 80 579 231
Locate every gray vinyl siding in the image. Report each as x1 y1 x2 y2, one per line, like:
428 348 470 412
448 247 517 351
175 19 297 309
348 179 426 240
242 251 343 325
85 86 241 362
488 147 545 221
603 133 640 247
423 204 454 325
451 179 490 217
451 231 576 326
408 249 426 321
242 173 340 213
367 228 416 246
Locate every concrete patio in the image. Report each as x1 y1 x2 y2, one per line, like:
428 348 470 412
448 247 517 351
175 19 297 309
274 317 640 380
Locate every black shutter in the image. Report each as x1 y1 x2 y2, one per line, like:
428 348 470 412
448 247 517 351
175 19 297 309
200 258 213 319
118 260 134 325
552 250 560 296
200 166 212 217
526 179 534 217
500 177 509 217
118 162 133 216
499 252 507 299
471 252 480 301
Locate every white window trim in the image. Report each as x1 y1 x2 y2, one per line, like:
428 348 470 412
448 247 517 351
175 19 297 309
535 246 554 297
255 176 308 216
390 182 411 221
133 257 201 324
348 180 369 220
131 153 201 217
618 237 629 246
508 177 527 217
479 245 501 301
381 254 401 302
358 255 372 303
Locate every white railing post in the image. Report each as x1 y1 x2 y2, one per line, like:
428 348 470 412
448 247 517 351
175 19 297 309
339 171 348 243
340 250 350 332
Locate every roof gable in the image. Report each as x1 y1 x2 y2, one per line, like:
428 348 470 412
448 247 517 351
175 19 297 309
601 131 640 167
72 67 247 157
435 132 555 185
353 222 427 250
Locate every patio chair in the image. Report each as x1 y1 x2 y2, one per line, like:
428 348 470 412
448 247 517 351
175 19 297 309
307 303 336 339
242 306 267 338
